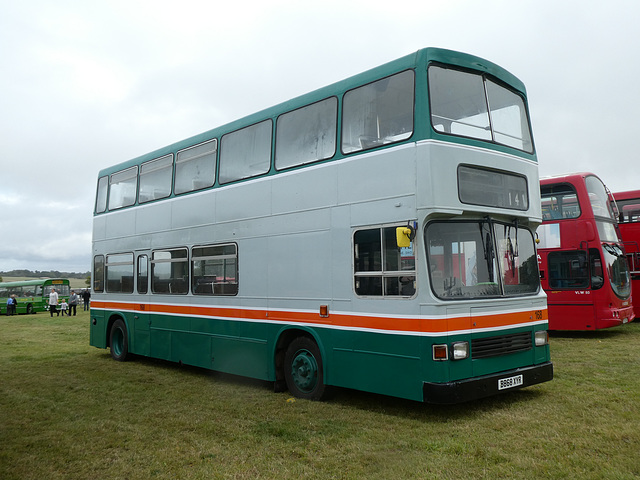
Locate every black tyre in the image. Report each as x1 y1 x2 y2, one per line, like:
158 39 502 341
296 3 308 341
26 304 33 314
109 319 129 361
284 336 326 400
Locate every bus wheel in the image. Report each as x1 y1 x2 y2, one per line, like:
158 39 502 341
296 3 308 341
284 337 326 401
26 304 33 314
109 319 129 362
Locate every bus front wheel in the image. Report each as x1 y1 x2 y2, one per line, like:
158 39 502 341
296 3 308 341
109 319 129 362
284 337 326 401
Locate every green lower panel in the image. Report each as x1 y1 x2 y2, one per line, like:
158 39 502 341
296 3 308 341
173 331 212 369
89 309 107 348
330 330 424 401
210 335 269 380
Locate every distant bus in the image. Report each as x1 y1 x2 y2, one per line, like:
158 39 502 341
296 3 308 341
538 173 634 330
611 189 640 319
0 279 70 314
90 48 552 404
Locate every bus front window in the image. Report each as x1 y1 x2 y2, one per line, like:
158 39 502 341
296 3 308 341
428 66 533 153
586 175 616 221
494 223 540 295
426 221 500 299
602 243 631 299
426 220 539 299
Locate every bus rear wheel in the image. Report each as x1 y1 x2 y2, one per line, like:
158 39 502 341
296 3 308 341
109 319 129 362
284 337 326 401
26 304 33 314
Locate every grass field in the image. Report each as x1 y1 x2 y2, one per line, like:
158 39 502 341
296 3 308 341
1 311 639 479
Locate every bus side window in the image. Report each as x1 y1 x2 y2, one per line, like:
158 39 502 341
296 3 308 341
137 255 148 294
342 70 414 154
93 255 105 293
354 225 416 297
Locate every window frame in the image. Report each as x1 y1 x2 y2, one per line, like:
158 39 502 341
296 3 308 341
108 166 139 211
191 243 239 296
341 70 415 155
151 248 189 295
219 120 273 185
275 96 338 171
138 154 173 204
428 64 534 154
93 255 105 293
353 223 417 298
174 138 218 195
105 252 135 294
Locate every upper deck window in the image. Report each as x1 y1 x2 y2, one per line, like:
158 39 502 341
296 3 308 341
341 70 414 154
585 175 616 221
615 198 640 223
139 155 172 203
175 139 217 195
95 176 108 213
429 66 533 153
219 120 272 184
276 97 337 170
108 166 138 210
541 183 581 220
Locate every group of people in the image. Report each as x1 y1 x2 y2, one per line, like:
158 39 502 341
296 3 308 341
5 295 17 315
48 288 90 317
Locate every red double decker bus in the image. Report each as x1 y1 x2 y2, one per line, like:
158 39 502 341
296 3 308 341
611 189 640 319
537 173 634 330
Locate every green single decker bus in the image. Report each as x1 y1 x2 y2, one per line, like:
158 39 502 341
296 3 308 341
91 48 553 404
1 279 70 315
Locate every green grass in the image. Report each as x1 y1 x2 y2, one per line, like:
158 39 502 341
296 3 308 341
1 311 639 479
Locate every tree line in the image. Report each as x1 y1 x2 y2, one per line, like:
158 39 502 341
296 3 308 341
0 269 90 280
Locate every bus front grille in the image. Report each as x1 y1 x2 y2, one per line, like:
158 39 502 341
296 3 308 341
471 332 532 359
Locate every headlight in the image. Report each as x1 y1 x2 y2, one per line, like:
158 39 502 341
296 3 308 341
534 330 549 347
451 341 469 360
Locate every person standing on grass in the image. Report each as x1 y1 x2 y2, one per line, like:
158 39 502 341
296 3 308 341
82 289 91 311
68 290 78 316
49 287 59 317
11 294 17 315
5 296 12 316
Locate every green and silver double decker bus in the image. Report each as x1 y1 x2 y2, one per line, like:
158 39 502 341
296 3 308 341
90 48 552 404
0 278 70 314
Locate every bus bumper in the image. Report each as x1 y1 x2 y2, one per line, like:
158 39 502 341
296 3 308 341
423 362 553 404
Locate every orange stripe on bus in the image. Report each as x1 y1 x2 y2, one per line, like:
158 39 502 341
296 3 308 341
91 300 547 334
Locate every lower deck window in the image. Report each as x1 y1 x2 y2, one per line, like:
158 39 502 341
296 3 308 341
547 251 589 289
151 248 188 294
353 225 416 297
106 253 134 293
191 244 238 295
93 255 104 293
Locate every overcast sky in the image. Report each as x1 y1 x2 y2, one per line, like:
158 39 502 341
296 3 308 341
1 0 638 273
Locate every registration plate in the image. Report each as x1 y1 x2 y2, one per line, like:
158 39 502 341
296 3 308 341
498 374 523 390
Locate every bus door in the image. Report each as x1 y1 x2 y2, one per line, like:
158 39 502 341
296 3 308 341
133 253 150 356
544 248 596 329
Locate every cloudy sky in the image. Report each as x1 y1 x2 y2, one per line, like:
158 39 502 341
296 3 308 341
1 0 639 273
